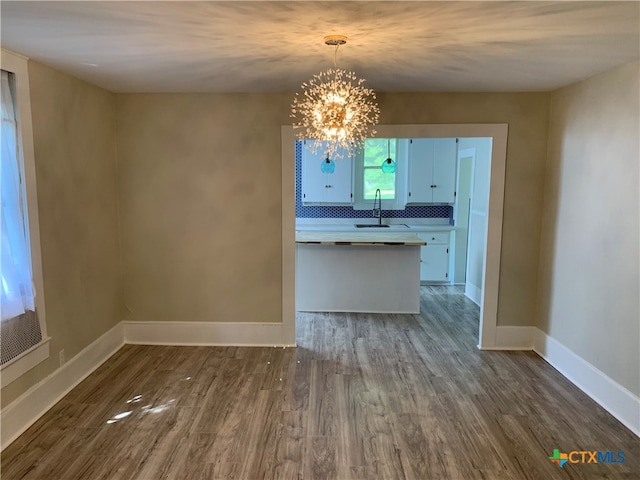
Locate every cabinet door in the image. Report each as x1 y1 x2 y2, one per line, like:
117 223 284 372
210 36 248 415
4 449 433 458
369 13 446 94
433 138 457 203
420 244 449 282
301 142 328 202
326 153 352 203
407 138 434 203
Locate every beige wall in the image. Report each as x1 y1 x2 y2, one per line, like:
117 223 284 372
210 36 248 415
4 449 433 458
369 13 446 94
379 93 550 326
117 92 549 329
116 94 291 324
1 61 120 407
1 84 550 409
537 61 639 395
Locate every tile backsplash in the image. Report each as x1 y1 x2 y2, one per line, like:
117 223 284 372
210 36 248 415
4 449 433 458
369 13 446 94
295 141 453 220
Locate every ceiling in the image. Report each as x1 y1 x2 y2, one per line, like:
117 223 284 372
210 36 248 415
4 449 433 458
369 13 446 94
1 1 638 93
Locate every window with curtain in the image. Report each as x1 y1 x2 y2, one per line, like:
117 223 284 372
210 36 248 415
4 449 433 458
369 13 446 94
1 69 42 365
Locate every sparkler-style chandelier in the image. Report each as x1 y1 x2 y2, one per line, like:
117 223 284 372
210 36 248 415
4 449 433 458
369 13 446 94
291 35 380 160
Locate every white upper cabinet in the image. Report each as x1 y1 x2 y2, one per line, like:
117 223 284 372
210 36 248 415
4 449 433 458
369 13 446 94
301 140 353 204
432 138 457 203
407 138 457 204
406 138 434 203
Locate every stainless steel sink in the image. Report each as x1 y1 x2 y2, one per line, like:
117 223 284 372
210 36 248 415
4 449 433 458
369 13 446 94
355 224 389 228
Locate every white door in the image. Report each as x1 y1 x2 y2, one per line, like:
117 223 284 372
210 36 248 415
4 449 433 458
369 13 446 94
461 137 492 306
453 148 475 284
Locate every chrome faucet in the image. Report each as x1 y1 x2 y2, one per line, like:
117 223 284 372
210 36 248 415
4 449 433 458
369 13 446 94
373 188 382 226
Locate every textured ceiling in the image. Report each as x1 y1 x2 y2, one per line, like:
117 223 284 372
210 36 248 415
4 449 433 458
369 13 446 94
1 1 638 93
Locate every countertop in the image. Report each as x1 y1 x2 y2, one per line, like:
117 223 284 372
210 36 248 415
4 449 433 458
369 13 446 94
295 223 455 232
295 231 427 246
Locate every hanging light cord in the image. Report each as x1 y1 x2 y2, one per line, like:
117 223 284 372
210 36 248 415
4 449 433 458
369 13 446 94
333 44 340 69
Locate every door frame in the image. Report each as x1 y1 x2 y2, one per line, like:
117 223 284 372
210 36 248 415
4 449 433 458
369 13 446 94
281 124 508 349
454 147 476 285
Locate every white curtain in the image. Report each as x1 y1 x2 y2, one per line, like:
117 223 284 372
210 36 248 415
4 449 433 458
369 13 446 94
1 70 35 321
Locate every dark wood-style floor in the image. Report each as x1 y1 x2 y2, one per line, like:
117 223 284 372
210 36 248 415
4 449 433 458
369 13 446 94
2 287 638 479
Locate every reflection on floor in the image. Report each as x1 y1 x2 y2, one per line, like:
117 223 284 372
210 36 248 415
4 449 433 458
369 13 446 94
2 287 638 479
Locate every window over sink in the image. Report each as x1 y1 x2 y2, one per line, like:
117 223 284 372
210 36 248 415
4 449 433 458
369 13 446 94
363 138 396 200
353 138 409 210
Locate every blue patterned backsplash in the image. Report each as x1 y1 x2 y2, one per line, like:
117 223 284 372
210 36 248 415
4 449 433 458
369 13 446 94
295 141 452 220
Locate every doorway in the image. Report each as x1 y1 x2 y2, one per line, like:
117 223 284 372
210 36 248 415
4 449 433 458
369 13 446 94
453 148 475 285
281 124 508 349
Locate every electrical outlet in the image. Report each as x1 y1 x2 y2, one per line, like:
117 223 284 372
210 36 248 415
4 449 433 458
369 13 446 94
59 349 66 366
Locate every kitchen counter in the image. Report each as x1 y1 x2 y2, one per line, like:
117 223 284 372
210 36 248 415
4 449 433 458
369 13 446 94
295 231 426 246
295 223 455 232
296 232 422 314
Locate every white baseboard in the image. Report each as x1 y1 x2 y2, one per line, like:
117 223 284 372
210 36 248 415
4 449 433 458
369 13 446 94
123 321 295 347
464 282 481 306
533 329 640 437
486 326 534 350
0 322 124 450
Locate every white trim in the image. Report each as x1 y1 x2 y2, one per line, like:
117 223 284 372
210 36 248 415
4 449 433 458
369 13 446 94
478 128 507 349
534 328 640 437
124 321 295 347
464 282 482 306
1 49 48 341
469 209 487 217
0 337 51 388
488 326 534 350
281 127 297 345
0 323 124 451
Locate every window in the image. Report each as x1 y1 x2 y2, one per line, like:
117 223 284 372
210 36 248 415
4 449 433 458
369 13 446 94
363 138 396 200
1 50 49 387
1 70 36 322
353 137 407 210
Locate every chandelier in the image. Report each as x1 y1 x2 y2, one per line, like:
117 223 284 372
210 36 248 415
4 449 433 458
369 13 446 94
291 35 380 160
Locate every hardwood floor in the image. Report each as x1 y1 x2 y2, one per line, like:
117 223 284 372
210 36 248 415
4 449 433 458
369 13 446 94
2 287 638 479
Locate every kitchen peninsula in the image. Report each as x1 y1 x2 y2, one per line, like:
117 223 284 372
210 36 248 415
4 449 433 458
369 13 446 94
295 231 426 313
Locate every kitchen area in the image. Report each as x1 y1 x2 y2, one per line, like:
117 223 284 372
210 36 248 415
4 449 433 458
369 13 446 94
295 136 489 314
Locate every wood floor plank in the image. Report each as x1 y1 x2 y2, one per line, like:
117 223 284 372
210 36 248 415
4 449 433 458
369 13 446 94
2 286 638 479
305 436 337 480
307 360 337 437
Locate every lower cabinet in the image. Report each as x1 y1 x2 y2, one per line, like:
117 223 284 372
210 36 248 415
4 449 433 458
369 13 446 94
417 232 450 283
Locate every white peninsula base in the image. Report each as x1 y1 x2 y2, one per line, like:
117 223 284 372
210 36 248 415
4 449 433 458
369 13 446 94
295 232 424 313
